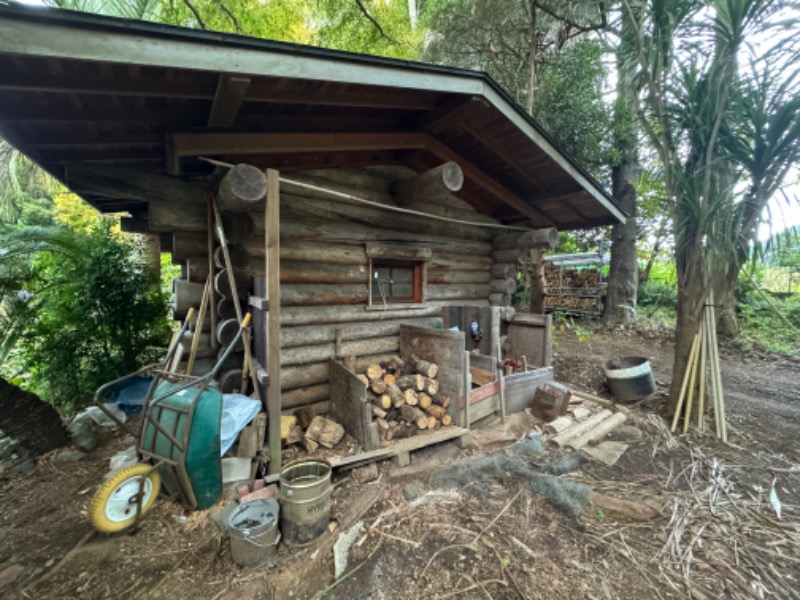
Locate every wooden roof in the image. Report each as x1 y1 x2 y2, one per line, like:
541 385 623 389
0 4 626 230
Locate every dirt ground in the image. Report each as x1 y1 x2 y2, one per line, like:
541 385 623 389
1 324 798 599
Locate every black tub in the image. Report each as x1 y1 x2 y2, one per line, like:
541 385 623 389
603 356 656 402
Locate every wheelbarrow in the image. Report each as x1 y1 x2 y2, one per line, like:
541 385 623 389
87 312 253 533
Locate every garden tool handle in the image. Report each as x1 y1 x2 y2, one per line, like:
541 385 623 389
241 313 252 329
186 307 195 323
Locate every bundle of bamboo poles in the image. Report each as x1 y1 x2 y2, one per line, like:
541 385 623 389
671 290 727 441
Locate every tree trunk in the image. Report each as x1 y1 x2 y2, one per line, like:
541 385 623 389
604 34 639 325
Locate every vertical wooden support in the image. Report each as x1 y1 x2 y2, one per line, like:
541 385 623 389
462 350 471 429
265 169 282 474
528 247 547 314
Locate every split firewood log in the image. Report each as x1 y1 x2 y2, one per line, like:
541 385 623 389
375 394 392 410
424 404 447 419
305 416 345 449
400 405 428 429
404 389 419 406
426 415 437 430
383 373 396 386
376 418 389 431
366 363 384 380
418 393 432 410
396 374 425 391
432 395 451 409
415 359 438 379
386 383 406 408
356 374 369 387
385 408 398 422
386 423 416 441
370 379 387 395
371 405 387 419
441 414 452 427
424 378 439 396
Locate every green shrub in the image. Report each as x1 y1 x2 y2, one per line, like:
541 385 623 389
2 219 170 413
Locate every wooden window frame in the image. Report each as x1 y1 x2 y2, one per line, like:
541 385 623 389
365 244 430 310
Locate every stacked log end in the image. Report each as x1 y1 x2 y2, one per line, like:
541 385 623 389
350 353 452 440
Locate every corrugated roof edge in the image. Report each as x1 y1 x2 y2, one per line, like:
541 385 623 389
0 1 627 219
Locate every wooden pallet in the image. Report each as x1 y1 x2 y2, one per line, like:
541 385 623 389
327 426 473 470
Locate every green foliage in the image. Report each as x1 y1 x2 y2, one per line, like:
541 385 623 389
737 292 800 354
532 39 613 169
1 219 170 413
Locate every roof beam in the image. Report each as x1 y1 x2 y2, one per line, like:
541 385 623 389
169 131 428 157
207 74 251 128
168 130 549 225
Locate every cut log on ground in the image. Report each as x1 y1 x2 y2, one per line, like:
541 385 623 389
305 415 345 449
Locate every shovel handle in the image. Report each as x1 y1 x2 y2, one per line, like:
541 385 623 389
241 313 252 329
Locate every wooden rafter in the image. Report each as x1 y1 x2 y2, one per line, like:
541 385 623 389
207 74 251 128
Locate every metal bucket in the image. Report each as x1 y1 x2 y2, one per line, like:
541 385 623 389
603 356 656 402
279 459 332 546
228 498 280 567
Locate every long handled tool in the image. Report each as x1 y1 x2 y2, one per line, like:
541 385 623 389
212 199 260 400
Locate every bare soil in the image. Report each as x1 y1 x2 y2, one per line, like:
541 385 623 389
1 325 798 599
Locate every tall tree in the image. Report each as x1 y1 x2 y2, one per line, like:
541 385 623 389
604 4 640 323
621 0 800 414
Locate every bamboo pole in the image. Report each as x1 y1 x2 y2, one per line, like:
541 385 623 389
671 331 701 433
683 328 702 434
186 275 211 375
697 314 707 431
707 290 727 442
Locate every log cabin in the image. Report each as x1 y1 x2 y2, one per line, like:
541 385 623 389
0 4 626 471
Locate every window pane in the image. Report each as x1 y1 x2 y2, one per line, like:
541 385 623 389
392 267 413 283
393 282 412 297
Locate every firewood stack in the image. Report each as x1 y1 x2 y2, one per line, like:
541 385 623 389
352 354 453 441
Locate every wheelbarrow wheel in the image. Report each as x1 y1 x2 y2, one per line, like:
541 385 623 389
88 464 161 533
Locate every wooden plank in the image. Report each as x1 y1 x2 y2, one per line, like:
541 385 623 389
170 131 428 158
469 380 499 404
470 395 500 423
399 325 464 423
503 367 554 414
326 427 470 469
207 74 251 128
265 169 282 474
328 359 373 451
508 314 552 368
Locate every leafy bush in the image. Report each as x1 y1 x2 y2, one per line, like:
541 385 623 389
638 280 678 310
1 219 170 413
737 291 800 355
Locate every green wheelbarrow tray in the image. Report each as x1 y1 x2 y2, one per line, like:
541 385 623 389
140 380 223 510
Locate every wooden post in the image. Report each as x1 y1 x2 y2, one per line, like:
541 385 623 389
528 247 547 314
266 169 282 475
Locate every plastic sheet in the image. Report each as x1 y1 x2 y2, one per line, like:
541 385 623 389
220 394 262 455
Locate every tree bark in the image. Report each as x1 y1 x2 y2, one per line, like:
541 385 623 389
604 31 639 325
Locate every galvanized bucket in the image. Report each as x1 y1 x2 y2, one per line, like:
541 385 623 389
279 459 332 546
228 498 280 567
603 356 656 402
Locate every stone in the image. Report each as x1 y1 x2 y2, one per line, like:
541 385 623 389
55 450 89 462
0 564 24 590
402 483 422 502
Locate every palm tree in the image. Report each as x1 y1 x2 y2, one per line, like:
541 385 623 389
621 0 800 415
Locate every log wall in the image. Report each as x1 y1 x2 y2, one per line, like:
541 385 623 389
166 166 501 412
